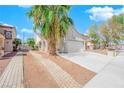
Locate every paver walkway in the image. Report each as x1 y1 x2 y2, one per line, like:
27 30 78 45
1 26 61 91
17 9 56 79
30 51 82 88
0 52 16 76
0 52 24 88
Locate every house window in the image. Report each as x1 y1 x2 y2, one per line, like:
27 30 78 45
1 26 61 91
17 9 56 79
5 31 12 39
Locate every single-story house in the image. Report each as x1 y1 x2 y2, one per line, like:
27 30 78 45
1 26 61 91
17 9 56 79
0 24 16 56
35 27 90 53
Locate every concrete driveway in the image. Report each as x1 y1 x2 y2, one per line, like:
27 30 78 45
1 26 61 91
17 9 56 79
59 51 124 87
84 51 124 88
60 51 113 73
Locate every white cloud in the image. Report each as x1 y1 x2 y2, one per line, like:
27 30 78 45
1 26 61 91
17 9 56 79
18 5 32 8
17 34 22 39
86 6 124 21
84 29 89 35
21 28 34 33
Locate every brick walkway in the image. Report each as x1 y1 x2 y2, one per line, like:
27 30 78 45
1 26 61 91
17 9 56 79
30 51 82 88
0 52 24 88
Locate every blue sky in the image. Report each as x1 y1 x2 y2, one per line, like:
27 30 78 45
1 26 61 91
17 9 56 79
0 5 124 41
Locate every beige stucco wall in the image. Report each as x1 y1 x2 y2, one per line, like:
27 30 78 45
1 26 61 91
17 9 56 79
4 28 16 52
0 33 4 47
0 26 16 39
0 34 4 56
11 28 16 40
4 40 13 52
0 26 16 53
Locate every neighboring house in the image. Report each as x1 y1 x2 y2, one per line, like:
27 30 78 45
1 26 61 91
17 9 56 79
57 27 90 53
0 24 16 56
35 32 48 52
86 41 95 50
35 27 90 53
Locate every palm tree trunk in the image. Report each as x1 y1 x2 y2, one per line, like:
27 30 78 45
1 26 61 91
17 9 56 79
47 21 57 55
48 39 56 55
47 33 57 55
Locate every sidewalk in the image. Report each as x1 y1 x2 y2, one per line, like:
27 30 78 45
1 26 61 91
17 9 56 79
0 52 24 88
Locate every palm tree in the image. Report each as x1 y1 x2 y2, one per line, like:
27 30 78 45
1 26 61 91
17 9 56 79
27 5 73 55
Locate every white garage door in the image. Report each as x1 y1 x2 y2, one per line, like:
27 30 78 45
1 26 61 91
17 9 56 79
65 40 83 53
